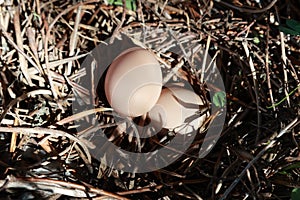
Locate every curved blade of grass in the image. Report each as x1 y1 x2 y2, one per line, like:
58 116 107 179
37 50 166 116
57 107 113 125
267 84 300 109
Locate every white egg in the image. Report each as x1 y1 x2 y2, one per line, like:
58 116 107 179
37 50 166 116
148 86 209 134
105 47 162 117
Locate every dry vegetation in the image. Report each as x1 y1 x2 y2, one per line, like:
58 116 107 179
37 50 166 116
0 0 300 199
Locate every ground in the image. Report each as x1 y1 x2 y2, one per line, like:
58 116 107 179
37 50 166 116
0 0 299 199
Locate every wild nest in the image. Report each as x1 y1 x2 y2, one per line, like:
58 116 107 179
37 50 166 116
0 0 299 199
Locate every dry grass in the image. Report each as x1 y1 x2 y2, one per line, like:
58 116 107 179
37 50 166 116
0 0 299 199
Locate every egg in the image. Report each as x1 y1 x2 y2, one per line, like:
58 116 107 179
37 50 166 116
105 47 162 117
148 86 209 134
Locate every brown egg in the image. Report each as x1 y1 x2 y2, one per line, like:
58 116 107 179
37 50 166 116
148 86 209 134
105 47 162 117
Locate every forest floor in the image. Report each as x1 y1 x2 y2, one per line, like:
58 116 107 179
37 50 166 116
0 0 300 199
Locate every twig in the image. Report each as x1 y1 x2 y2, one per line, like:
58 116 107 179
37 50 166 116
41 53 89 70
91 59 96 106
0 20 42 74
265 26 275 111
219 117 299 199
0 175 128 199
276 117 299 138
56 107 112 125
26 27 39 61
0 89 52 124
200 34 210 83
236 20 256 37
67 5 82 75
117 179 206 196
9 118 19 153
13 6 33 86
44 0 100 99
242 41 261 144
215 0 278 14
162 58 184 84
158 0 169 17
279 31 290 106
109 0 127 44
0 126 92 164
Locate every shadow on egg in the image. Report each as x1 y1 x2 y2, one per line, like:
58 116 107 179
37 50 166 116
93 36 139 109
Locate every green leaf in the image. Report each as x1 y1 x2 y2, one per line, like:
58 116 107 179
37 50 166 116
253 37 260 44
278 26 300 35
291 188 300 200
107 0 136 11
126 0 136 11
278 19 300 35
281 162 300 171
286 19 300 32
213 91 226 108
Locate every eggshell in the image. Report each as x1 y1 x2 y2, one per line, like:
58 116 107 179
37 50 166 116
105 47 162 117
148 86 209 134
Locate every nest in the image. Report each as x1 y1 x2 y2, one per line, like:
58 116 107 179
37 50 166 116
0 0 299 199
